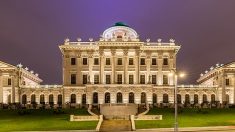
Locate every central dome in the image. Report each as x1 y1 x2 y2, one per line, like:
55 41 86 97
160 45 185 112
102 22 138 41
113 22 129 27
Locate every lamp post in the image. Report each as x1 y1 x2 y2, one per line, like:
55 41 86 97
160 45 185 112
169 71 185 132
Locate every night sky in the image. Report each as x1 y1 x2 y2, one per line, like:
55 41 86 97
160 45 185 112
0 1 235 84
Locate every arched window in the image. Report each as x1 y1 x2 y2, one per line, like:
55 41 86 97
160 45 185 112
93 92 98 104
57 94 62 105
177 94 181 104
31 94 36 104
82 94 86 105
40 94 45 104
129 92 134 103
49 94 54 105
22 94 27 104
152 93 157 104
141 92 146 104
105 92 110 103
185 94 190 104
117 92 123 103
163 94 168 103
8 94 11 104
71 94 76 103
211 94 215 103
194 94 198 104
203 94 207 103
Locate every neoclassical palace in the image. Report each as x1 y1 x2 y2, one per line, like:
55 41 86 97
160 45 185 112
0 22 235 109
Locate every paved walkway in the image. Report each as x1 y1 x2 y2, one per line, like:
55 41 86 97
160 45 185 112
137 126 235 132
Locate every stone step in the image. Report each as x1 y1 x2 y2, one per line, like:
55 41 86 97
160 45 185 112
100 120 132 132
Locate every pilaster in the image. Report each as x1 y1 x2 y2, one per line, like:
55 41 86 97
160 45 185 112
146 51 151 84
88 52 94 84
123 49 128 84
11 75 15 103
111 49 116 84
135 50 140 84
0 75 2 103
99 50 104 84
157 52 163 85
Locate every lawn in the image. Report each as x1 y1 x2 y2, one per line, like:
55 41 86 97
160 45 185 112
135 108 235 129
0 108 98 132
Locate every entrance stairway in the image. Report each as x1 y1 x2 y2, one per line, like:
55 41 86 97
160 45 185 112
99 120 132 132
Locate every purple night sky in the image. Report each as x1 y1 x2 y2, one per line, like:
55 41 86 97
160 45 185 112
0 1 235 84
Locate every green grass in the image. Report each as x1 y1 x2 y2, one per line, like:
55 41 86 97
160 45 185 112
0 108 98 132
135 108 235 129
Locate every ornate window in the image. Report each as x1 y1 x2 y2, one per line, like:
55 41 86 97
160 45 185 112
177 94 181 104
194 94 198 104
106 75 111 84
141 92 146 103
83 58 88 65
71 58 76 65
83 75 87 84
129 92 134 103
106 58 110 65
117 58 122 65
22 94 27 104
152 75 157 84
163 58 168 65
140 58 145 65
140 75 145 84
211 94 215 103
58 94 62 105
8 78 11 86
226 79 230 86
105 93 110 103
163 75 168 85
163 94 168 103
129 58 134 65
31 94 36 104
94 58 99 65
129 75 134 84
71 94 76 103
82 94 86 105
152 58 157 65
93 92 98 104
185 94 190 104
117 74 122 84
203 94 207 103
117 92 123 103
49 94 54 105
153 93 157 104
40 94 45 104
94 75 99 84
71 74 76 84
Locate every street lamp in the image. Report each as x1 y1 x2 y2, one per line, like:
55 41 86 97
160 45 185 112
169 71 185 132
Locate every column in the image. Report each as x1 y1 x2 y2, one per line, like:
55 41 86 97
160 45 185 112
146 52 151 84
11 75 15 103
221 72 226 103
111 49 116 84
123 49 128 84
157 52 163 85
77 54 82 85
0 75 3 103
234 74 235 104
135 50 140 84
88 52 93 84
99 50 104 84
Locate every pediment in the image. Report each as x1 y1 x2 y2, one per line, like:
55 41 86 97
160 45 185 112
0 61 15 69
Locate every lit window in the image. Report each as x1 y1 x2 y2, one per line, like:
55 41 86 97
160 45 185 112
163 75 168 85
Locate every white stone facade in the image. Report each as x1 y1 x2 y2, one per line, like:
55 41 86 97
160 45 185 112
0 22 235 108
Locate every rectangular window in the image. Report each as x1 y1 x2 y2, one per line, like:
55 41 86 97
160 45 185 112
71 58 76 65
152 75 157 84
94 58 99 65
118 58 122 65
226 79 230 86
129 75 134 84
83 75 87 84
106 75 111 84
94 75 99 84
140 75 145 84
163 75 168 85
140 58 145 65
71 74 76 84
83 58 88 65
106 58 110 65
163 58 168 65
129 58 134 65
117 74 122 84
152 58 157 65
8 78 11 86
